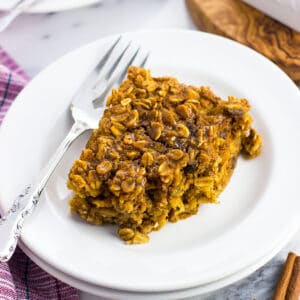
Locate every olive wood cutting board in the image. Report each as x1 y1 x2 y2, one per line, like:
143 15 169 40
186 0 300 85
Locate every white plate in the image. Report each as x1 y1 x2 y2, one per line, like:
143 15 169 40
0 0 102 13
1 30 300 292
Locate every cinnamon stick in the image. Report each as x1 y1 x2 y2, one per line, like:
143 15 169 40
286 256 300 300
273 252 297 300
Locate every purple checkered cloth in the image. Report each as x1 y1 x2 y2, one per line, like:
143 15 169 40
0 47 80 299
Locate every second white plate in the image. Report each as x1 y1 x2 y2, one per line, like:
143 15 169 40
20 226 293 300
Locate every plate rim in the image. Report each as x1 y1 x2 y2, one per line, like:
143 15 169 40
19 225 298 299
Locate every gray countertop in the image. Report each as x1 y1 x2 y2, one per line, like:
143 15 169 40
1 0 300 299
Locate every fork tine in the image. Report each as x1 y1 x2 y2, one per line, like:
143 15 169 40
94 36 122 73
140 52 150 68
115 47 141 85
103 42 132 81
92 48 147 108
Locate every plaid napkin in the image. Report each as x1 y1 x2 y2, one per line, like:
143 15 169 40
0 47 80 299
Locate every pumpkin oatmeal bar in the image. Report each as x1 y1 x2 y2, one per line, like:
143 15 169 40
67 66 262 244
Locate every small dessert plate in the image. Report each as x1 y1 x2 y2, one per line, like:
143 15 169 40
0 30 300 292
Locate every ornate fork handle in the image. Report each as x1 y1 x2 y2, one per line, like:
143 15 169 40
0 119 90 262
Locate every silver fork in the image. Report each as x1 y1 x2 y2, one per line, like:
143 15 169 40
0 37 149 262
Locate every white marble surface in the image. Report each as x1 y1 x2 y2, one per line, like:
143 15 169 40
1 0 300 299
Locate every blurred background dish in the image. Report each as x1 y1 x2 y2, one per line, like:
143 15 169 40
242 0 300 32
0 0 103 13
